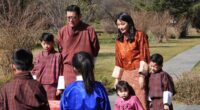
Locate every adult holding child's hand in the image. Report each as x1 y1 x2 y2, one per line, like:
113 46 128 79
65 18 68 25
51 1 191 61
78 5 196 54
112 12 150 110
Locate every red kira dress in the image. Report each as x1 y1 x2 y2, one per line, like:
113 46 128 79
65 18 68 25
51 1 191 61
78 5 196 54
112 31 150 110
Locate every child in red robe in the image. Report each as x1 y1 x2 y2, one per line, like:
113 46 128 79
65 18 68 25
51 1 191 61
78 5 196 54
32 33 64 100
0 49 50 110
148 53 176 110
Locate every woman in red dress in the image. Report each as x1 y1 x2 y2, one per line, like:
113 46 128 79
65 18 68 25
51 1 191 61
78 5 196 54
112 12 150 110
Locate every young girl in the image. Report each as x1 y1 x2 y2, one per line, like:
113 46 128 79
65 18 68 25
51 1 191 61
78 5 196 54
60 51 111 110
114 80 144 110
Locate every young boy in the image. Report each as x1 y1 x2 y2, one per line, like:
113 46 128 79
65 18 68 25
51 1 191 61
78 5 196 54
148 53 176 110
32 33 64 100
0 49 50 110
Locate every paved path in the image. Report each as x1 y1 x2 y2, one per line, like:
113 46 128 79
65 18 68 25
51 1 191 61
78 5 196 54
163 44 200 80
109 44 200 110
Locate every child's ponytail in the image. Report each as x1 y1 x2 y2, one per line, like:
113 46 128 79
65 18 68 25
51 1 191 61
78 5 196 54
72 52 95 94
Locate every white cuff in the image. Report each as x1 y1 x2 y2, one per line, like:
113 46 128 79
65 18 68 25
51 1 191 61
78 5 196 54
76 75 83 81
57 76 65 89
163 91 173 105
32 75 37 80
138 61 148 75
112 66 123 78
148 96 152 101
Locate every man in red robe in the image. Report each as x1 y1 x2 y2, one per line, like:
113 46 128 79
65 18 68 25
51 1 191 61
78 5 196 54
57 5 100 86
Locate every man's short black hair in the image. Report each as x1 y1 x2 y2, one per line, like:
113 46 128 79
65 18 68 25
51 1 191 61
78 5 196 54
150 53 163 66
65 5 81 16
39 33 54 42
12 49 33 71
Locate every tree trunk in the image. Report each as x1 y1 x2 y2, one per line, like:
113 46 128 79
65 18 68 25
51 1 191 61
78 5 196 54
179 19 189 38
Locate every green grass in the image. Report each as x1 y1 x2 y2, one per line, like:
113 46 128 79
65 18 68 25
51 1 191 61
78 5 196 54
31 34 200 92
2 33 200 92
95 34 200 92
150 37 200 61
192 61 200 72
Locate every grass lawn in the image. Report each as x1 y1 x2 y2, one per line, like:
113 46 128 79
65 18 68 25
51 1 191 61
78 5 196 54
28 34 200 92
192 61 200 72
95 34 200 92
1 33 200 92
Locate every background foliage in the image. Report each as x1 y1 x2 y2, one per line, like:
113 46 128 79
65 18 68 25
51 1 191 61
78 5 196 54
0 0 200 104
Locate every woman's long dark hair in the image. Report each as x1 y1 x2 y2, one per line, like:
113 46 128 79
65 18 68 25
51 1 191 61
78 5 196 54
115 12 136 43
72 51 95 94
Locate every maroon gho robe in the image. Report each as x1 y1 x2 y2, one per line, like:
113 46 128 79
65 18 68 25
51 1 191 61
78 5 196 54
0 73 50 110
57 21 100 86
32 49 63 100
148 70 176 110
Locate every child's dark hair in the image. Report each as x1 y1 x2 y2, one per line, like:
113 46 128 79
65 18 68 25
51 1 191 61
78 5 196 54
116 80 135 96
72 51 95 94
39 33 54 42
12 49 33 71
65 5 81 16
150 53 163 66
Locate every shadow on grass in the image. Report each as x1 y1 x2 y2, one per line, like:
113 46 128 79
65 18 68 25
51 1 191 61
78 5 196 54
98 52 115 58
180 35 200 39
150 45 175 48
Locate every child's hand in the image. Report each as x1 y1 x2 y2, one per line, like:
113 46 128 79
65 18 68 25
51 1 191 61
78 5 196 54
56 89 62 96
164 104 169 110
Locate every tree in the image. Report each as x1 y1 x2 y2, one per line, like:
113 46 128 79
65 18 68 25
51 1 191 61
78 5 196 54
152 0 200 37
132 0 200 37
0 0 48 75
191 3 200 29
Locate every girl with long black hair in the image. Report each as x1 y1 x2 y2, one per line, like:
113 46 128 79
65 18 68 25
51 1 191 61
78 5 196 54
60 51 111 110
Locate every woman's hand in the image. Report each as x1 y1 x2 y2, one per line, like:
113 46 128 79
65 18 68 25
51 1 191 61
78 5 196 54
139 74 145 89
114 78 120 89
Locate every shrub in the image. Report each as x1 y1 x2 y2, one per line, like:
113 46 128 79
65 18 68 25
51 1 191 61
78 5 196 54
0 28 42 74
167 17 187 39
0 0 48 75
132 11 172 43
0 74 13 87
174 72 200 104
100 18 117 34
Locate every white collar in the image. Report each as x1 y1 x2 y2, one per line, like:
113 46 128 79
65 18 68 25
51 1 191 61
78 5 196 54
76 75 83 81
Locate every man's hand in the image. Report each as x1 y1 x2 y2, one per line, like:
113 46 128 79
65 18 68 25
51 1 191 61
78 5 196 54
56 89 62 96
164 104 169 110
